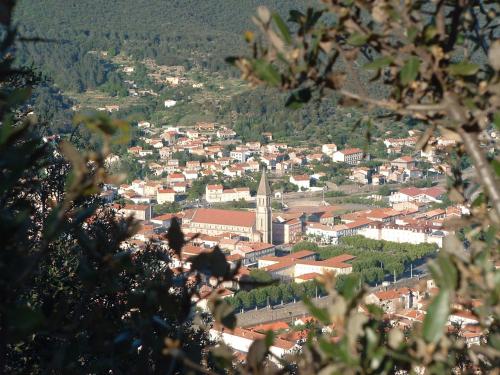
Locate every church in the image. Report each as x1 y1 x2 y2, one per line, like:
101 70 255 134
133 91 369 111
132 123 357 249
183 170 273 243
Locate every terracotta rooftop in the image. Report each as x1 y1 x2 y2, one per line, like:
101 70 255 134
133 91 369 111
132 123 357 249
151 213 174 221
295 272 322 281
158 189 175 194
340 147 363 155
207 184 223 190
191 208 255 228
398 186 446 198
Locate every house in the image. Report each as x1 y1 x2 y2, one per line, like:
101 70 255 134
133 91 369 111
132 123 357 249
209 326 297 366
164 99 177 108
150 213 174 227
205 185 252 203
389 187 446 204
232 242 275 266
216 128 237 139
306 153 325 163
262 132 273 141
127 146 142 155
350 167 371 184
167 173 186 185
172 182 188 193
321 143 337 157
358 221 446 247
272 215 304 244
230 149 251 163
257 250 316 268
261 253 355 281
118 204 151 221
183 170 199 181
261 154 278 170
332 148 364 164
383 137 417 150
186 129 200 139
365 288 416 313
390 156 415 170
305 222 349 244
157 189 177 204
143 181 163 197
290 175 311 191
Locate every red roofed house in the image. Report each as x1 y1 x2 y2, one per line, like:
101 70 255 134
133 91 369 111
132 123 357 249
209 326 297 366
150 213 174 227
390 156 415 170
232 242 275 266
259 253 355 281
365 288 417 313
167 173 185 185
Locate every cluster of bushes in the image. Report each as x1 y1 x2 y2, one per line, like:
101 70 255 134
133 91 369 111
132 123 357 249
226 280 325 311
343 196 390 208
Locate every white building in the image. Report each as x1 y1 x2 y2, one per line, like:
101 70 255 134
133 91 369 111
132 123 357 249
230 149 251 163
164 99 177 108
332 148 364 164
157 189 177 204
209 327 297 366
321 143 338 157
205 184 252 203
305 222 349 244
358 223 446 247
389 187 446 205
290 175 311 191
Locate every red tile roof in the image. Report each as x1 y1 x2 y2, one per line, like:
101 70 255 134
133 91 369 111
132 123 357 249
158 189 175 194
340 148 363 155
207 184 223 190
152 213 175 221
191 208 255 228
296 272 322 280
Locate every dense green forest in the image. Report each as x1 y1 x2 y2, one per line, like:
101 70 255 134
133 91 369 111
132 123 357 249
14 0 310 89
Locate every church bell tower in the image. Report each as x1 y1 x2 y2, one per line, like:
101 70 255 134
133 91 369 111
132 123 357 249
256 169 272 243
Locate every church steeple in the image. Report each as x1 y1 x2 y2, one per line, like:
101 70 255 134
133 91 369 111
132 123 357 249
256 169 272 244
257 168 271 196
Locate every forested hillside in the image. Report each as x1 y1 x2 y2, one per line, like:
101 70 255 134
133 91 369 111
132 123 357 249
13 0 416 142
14 0 310 90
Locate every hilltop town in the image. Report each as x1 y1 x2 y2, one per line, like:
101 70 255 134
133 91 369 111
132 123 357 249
31 41 497 368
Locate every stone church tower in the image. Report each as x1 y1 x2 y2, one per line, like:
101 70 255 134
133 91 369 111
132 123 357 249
256 169 272 243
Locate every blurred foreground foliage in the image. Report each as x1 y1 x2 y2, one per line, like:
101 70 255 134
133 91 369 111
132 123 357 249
229 0 500 373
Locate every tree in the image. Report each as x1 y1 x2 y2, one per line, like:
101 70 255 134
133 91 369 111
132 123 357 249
267 285 282 305
249 269 273 284
254 288 268 307
154 202 181 215
238 291 255 310
377 185 391 196
232 1 500 373
291 241 319 253
0 9 240 373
